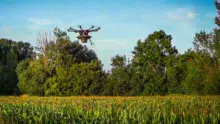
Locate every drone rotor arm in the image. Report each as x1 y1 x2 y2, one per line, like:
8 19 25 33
79 26 84 32
89 28 100 32
68 28 81 33
87 26 95 31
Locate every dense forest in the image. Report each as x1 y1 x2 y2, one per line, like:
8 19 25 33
1 1 220 96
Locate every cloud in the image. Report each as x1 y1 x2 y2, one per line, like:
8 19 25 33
27 18 53 26
206 13 216 19
27 18 55 30
2 26 12 32
165 8 197 22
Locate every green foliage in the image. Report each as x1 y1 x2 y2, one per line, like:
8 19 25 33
17 41 34 62
161 1 220 95
44 61 105 96
69 61 105 95
17 28 104 96
166 53 188 94
215 1 220 26
16 59 46 95
131 30 178 95
105 55 133 96
0 39 34 95
180 0 220 94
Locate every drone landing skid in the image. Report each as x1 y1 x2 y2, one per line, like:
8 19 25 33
89 39 94 45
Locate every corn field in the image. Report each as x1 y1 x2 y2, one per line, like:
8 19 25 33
0 96 220 124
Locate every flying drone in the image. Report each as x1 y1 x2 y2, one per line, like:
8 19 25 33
68 25 101 45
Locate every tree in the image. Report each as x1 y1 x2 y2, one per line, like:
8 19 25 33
174 1 220 95
17 28 104 96
165 52 191 94
104 55 132 96
0 38 34 95
132 30 178 95
36 28 97 75
43 61 105 96
181 0 220 94
17 41 34 62
16 59 46 95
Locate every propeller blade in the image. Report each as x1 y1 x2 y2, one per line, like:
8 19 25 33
68 27 81 33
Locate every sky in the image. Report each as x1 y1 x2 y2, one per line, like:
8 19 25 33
0 0 217 70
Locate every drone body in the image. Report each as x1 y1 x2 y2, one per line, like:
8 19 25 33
68 26 100 45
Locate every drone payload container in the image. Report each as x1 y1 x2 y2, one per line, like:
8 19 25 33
77 35 92 43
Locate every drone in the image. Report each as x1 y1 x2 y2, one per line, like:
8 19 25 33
68 25 101 45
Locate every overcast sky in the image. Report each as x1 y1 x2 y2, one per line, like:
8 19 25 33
0 0 217 70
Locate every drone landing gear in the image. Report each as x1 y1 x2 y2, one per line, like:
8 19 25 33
89 39 94 45
76 39 79 44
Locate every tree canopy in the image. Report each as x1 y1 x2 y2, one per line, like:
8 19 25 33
0 39 34 95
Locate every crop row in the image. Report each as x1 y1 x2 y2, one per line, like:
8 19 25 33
0 96 220 124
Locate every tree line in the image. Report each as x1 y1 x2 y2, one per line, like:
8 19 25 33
1 1 220 96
